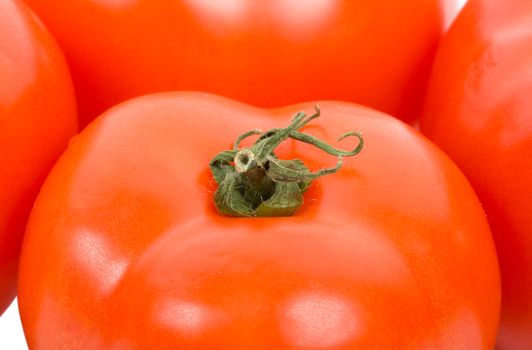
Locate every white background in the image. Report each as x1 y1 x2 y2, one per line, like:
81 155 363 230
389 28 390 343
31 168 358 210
0 0 468 348
0 299 26 349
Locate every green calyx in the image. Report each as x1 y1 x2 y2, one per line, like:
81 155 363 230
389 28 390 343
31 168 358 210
209 106 364 217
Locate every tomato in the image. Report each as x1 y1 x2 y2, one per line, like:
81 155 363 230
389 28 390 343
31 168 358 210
420 1 532 348
19 92 499 348
0 0 78 316
22 0 457 127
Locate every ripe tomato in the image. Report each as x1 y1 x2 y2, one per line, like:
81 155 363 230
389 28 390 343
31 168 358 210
23 0 457 127
19 92 499 348
421 1 532 349
0 0 78 315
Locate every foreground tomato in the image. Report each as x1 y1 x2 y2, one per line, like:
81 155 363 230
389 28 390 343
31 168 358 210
23 0 457 126
19 92 499 348
420 1 532 348
0 0 77 316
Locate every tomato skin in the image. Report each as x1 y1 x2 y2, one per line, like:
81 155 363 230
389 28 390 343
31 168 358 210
0 0 78 315
420 1 532 348
19 92 499 349
22 0 456 126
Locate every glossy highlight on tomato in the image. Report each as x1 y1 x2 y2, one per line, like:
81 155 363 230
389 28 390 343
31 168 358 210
19 92 499 349
0 0 78 316
421 1 532 348
23 0 457 126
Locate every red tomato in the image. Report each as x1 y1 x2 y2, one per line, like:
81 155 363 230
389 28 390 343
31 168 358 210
0 0 78 315
22 0 457 127
19 92 499 349
420 1 532 349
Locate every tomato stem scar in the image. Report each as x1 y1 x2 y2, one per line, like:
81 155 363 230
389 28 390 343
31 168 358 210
209 106 364 217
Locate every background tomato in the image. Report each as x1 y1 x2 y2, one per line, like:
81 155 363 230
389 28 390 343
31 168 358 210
0 0 78 316
22 0 457 127
420 0 532 348
19 92 499 349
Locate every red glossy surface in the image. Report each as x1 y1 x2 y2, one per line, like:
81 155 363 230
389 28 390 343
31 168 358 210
23 0 457 126
0 0 77 315
19 92 499 349
421 1 532 348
